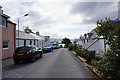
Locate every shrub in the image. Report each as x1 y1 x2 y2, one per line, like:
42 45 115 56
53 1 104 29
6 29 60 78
73 43 78 51
78 48 95 63
75 47 81 56
80 48 87 58
86 51 95 63
68 44 74 51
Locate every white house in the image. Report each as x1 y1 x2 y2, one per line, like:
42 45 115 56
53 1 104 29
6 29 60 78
16 28 45 49
44 36 50 46
76 29 109 56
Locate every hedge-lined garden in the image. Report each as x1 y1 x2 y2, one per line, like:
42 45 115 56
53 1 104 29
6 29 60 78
68 43 95 64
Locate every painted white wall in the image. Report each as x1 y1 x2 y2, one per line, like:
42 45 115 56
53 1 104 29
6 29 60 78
38 40 43 49
26 40 30 46
16 40 24 47
16 39 44 49
87 39 105 56
31 40 34 46
76 40 83 46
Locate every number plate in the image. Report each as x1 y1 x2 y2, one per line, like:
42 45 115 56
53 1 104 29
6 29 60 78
17 53 24 56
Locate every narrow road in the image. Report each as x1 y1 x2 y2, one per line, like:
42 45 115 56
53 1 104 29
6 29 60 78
2 48 91 78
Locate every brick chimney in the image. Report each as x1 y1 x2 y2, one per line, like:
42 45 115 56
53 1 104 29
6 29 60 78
24 26 32 33
84 34 87 38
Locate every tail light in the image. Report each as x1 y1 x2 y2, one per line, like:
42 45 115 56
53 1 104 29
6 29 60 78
27 50 32 54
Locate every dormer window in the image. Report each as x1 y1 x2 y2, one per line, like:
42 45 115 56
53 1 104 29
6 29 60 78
2 16 6 27
0 16 7 28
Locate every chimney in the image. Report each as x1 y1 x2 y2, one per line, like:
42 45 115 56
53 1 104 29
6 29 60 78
84 34 87 38
24 26 32 33
88 33 93 38
36 31 40 36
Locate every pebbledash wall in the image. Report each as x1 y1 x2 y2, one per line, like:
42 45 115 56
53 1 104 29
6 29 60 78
2 20 16 59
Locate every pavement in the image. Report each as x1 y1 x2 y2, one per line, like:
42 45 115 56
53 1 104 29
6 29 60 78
2 57 14 69
2 48 92 78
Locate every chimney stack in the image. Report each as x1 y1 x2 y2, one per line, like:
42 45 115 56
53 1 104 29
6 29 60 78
24 26 32 33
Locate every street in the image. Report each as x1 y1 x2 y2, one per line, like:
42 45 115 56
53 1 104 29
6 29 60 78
2 48 91 78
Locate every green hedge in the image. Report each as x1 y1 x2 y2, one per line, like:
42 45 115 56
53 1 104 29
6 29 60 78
68 44 74 51
68 43 78 51
68 44 95 63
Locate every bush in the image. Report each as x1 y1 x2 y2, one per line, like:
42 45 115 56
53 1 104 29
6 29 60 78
77 48 95 63
75 47 81 55
68 44 74 51
68 43 79 51
73 43 78 51
86 51 95 63
80 48 87 58
68 44 95 63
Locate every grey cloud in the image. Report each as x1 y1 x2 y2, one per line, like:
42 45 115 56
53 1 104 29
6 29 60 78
24 10 56 28
71 2 118 24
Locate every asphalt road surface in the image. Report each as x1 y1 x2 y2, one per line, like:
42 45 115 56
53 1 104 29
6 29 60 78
2 48 91 78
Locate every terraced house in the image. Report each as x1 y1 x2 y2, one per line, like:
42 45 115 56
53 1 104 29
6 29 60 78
0 6 16 59
16 27 45 49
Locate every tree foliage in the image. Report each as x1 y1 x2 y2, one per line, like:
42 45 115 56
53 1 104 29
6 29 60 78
62 37 71 48
94 17 120 79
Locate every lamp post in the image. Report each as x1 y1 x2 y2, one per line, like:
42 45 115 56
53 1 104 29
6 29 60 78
18 14 28 47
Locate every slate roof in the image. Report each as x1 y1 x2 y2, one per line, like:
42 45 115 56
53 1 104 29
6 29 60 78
89 29 98 38
82 29 100 49
16 30 44 40
82 39 99 49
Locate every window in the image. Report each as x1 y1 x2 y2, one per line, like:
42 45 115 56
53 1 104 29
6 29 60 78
0 16 7 27
3 41 9 49
2 17 6 27
87 39 88 42
84 40 85 43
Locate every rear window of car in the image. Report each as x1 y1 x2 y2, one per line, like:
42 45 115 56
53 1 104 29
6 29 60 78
15 47 32 52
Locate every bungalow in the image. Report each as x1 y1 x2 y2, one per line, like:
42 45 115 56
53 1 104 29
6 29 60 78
0 6 16 59
16 27 45 49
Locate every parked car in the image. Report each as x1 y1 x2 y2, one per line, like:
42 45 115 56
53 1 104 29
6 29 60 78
52 44 59 49
43 45 53 52
13 46 43 64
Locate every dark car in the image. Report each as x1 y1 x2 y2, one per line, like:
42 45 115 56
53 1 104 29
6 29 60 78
13 46 43 64
43 45 53 52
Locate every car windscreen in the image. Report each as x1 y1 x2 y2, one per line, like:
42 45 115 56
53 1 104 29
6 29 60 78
53 44 58 46
44 45 50 47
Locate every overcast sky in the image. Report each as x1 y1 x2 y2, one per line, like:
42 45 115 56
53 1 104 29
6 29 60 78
0 0 119 39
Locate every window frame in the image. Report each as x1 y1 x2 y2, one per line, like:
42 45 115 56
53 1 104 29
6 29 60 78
0 16 7 28
3 41 9 50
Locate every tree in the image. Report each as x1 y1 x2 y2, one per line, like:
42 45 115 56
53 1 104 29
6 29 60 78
62 37 71 48
94 17 120 79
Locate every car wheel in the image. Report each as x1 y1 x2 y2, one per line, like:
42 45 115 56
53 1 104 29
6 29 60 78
31 55 36 63
14 60 19 64
38 53 41 59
